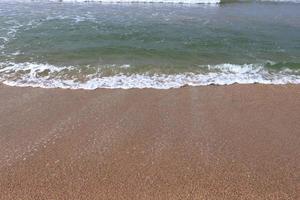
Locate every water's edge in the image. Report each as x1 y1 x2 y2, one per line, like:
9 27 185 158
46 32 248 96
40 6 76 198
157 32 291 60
1 62 299 89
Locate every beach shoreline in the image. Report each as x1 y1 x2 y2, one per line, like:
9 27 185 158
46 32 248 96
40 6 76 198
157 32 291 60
0 84 299 199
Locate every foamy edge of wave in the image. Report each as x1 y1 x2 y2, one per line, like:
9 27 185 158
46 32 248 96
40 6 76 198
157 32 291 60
16 0 221 4
1 62 300 89
6 0 300 4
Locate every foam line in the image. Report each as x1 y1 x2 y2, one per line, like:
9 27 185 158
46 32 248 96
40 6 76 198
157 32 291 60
29 0 221 4
1 62 300 89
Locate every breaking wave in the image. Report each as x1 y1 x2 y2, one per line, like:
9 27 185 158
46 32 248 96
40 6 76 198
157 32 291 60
14 0 300 3
16 0 221 4
0 62 299 89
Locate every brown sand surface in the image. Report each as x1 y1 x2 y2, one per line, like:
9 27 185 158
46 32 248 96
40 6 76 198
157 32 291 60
0 84 299 200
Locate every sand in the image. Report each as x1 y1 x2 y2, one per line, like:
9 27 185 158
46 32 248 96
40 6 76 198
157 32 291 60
0 84 299 199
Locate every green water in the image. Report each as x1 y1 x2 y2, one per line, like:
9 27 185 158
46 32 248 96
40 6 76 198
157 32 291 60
0 1 300 88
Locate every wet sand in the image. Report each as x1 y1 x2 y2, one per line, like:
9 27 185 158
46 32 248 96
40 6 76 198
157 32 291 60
0 84 299 199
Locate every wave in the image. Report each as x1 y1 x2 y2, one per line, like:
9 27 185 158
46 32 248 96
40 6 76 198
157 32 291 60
25 0 221 4
0 62 300 89
13 0 300 3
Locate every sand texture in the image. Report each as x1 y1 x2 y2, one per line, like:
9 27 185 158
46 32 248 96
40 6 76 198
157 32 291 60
0 84 299 199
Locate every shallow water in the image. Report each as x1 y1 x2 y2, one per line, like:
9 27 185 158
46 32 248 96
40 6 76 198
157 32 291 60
0 1 300 89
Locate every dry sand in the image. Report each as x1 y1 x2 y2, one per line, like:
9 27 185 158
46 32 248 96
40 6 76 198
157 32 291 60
0 84 299 199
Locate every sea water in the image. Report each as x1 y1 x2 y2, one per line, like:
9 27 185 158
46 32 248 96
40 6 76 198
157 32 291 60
0 0 300 89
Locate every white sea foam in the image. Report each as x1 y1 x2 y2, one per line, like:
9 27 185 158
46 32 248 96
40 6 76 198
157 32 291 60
33 0 221 4
4 0 300 3
1 62 300 89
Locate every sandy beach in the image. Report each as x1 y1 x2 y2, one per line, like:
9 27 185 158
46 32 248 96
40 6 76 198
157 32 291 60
0 84 299 199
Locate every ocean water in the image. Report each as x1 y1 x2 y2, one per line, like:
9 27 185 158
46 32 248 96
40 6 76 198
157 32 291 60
0 1 300 89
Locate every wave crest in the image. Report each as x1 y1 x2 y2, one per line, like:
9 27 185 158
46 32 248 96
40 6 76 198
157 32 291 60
1 62 300 89
19 0 221 4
